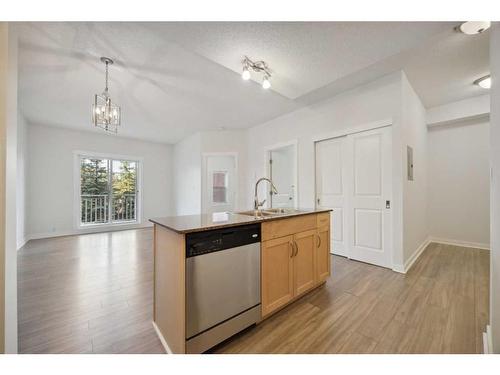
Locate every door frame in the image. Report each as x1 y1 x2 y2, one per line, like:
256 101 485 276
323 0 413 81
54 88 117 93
312 118 394 267
264 140 299 209
201 152 239 214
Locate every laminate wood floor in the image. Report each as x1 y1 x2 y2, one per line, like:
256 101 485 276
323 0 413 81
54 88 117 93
17 229 164 354
18 229 489 354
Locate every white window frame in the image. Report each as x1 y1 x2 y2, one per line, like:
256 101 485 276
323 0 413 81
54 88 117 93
211 170 229 205
73 150 143 230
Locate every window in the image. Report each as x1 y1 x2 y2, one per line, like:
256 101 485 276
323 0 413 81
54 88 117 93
212 171 228 204
78 155 139 226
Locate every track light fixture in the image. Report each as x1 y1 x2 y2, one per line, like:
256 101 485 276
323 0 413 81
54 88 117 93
241 56 272 89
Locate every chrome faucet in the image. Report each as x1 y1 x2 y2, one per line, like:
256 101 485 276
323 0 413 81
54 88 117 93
254 177 278 213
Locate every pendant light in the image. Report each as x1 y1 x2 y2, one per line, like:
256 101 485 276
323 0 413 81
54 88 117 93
92 57 121 133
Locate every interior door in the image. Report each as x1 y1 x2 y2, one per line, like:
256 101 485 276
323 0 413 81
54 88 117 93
203 155 236 215
269 145 295 208
315 136 348 256
345 126 392 267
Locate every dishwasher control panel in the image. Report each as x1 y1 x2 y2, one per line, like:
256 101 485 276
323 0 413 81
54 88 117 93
185 223 261 257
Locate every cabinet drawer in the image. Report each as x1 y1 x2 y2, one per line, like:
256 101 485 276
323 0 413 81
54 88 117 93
316 212 330 228
262 214 317 241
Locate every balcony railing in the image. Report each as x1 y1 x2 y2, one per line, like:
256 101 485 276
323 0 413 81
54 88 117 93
81 194 136 225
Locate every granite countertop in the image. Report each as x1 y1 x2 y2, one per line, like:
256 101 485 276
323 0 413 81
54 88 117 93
149 208 332 234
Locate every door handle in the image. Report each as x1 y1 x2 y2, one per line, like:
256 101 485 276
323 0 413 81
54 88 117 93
294 241 299 257
316 234 321 248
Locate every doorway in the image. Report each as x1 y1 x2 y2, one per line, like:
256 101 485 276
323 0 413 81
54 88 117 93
315 126 392 268
202 153 238 215
266 143 297 209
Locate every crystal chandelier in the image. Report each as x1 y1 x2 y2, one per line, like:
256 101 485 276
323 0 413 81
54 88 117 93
92 57 121 133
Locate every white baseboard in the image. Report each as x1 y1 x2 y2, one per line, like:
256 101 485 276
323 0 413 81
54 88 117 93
25 223 153 243
392 237 432 274
483 325 493 354
428 236 490 250
152 321 172 354
405 237 432 273
392 235 490 274
17 236 28 251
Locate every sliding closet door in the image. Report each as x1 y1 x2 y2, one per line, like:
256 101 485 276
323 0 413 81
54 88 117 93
315 126 392 267
315 136 348 256
345 126 392 268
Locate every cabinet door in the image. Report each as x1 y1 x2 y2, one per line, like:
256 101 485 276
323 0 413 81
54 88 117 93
316 225 331 283
293 229 317 296
262 235 295 317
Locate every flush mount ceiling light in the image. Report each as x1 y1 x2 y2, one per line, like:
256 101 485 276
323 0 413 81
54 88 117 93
456 21 491 35
92 57 121 134
474 75 491 89
241 56 272 89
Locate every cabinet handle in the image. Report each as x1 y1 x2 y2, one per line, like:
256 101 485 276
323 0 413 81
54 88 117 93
316 234 322 248
289 241 294 258
294 240 299 257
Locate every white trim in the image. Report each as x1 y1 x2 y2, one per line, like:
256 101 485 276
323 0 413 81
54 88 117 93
428 236 490 250
394 237 432 274
152 321 172 354
25 223 153 242
392 236 489 274
17 236 28 251
311 118 393 143
264 139 299 209
483 325 493 354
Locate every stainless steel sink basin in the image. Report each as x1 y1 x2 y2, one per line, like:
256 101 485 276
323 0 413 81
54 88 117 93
237 210 274 217
237 208 302 218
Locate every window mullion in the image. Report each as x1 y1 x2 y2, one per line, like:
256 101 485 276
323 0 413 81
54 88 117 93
108 159 113 223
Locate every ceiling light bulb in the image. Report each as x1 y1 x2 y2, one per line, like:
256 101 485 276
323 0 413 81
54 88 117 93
474 75 491 89
242 67 251 80
262 76 271 89
458 21 491 35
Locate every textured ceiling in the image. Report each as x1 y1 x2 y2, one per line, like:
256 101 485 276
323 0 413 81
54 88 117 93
154 22 453 99
404 28 490 108
17 21 487 144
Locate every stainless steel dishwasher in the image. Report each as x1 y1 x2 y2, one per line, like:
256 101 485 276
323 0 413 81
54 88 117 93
185 223 261 353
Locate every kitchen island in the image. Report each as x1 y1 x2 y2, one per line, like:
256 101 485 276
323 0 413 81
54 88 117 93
150 209 331 354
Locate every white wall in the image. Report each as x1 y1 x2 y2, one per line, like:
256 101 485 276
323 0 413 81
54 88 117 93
0 22 18 353
173 129 248 216
245 72 405 269
16 111 27 249
489 21 500 353
26 124 173 238
246 72 402 209
401 73 428 265
427 120 490 248
172 132 201 215
200 130 248 212
426 94 490 127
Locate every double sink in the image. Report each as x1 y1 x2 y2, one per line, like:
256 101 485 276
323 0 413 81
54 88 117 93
237 208 303 218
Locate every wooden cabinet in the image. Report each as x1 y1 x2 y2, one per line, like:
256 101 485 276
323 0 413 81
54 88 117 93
294 229 317 296
315 225 330 283
261 213 331 318
261 235 295 317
